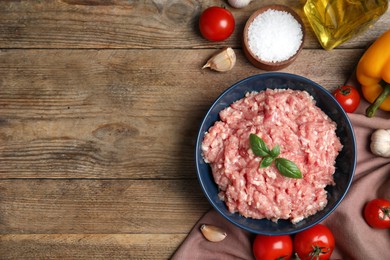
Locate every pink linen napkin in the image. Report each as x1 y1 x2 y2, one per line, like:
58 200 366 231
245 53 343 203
172 73 390 260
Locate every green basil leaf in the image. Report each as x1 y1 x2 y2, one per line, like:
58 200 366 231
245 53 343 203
249 134 270 157
260 156 274 168
275 158 302 179
269 144 280 158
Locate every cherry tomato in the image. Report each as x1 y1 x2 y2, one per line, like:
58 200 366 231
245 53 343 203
294 224 335 260
332 85 361 113
199 6 235 41
364 198 390 229
252 234 293 260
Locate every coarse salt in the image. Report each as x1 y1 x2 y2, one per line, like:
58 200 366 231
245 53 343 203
248 9 303 63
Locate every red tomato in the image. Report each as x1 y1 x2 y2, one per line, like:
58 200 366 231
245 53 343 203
252 234 293 260
294 224 335 260
364 198 390 229
199 6 235 41
332 85 361 113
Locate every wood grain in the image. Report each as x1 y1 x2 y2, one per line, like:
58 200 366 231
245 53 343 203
1 0 389 259
0 179 210 233
0 234 186 259
0 0 388 49
0 49 363 179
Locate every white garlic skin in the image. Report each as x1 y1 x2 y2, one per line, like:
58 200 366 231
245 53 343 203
202 47 236 72
200 224 227 242
370 129 390 157
228 0 253 8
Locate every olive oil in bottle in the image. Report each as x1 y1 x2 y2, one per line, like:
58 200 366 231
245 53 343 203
304 0 388 50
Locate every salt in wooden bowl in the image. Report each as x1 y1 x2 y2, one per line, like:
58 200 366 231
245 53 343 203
243 5 305 71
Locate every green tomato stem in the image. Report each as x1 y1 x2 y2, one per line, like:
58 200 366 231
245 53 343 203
366 81 390 118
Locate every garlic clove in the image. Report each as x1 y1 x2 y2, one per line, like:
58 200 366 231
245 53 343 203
370 129 390 157
202 47 236 72
228 0 253 9
200 224 227 242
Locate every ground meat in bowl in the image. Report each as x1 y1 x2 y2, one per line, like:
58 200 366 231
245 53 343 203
201 89 342 223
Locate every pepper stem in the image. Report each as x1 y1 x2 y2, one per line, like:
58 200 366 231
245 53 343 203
366 81 390 117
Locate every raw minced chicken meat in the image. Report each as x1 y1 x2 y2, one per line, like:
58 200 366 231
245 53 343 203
201 89 343 223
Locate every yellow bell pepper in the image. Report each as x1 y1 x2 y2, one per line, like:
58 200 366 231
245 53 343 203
356 29 390 117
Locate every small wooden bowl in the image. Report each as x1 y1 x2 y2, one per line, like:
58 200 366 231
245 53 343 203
243 5 305 71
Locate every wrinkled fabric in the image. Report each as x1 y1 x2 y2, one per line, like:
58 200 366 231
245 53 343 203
172 74 390 260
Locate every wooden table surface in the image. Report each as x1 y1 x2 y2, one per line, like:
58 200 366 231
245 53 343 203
0 0 388 259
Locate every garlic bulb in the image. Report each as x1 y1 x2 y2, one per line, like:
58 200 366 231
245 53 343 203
228 0 253 8
202 47 236 72
370 129 390 157
200 224 227 242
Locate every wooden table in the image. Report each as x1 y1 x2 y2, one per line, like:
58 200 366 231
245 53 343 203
0 0 388 259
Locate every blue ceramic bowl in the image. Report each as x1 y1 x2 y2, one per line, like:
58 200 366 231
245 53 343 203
195 72 356 235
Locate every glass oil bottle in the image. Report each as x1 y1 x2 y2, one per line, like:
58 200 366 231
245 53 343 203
304 0 388 50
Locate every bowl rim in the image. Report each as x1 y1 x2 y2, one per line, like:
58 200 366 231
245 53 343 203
242 4 306 70
195 72 356 235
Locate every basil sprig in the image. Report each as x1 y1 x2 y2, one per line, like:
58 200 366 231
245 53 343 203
249 134 302 179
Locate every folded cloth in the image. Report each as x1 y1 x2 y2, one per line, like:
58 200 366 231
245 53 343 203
172 73 390 260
